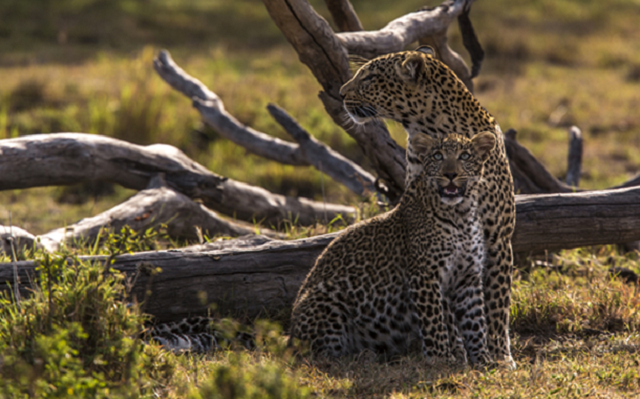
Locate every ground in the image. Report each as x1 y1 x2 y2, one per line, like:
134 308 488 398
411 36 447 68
1 0 640 397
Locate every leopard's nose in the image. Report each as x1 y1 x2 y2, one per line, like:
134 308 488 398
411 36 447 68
444 173 457 181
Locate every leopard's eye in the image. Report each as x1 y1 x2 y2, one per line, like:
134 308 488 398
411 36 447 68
433 152 443 160
459 152 470 160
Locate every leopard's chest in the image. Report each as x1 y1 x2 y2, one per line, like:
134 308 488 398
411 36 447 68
434 217 484 292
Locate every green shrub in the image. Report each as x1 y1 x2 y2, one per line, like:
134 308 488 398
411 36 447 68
0 250 175 398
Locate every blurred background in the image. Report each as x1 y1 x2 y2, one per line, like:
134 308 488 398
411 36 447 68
1 0 640 234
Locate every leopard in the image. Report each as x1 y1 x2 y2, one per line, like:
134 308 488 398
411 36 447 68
147 316 254 353
290 132 497 366
338 46 516 368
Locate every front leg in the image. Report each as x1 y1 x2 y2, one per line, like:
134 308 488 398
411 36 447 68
408 270 451 362
450 263 490 366
479 152 516 368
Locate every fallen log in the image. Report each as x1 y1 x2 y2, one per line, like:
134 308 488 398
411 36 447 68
3 185 640 321
0 133 355 226
37 176 281 252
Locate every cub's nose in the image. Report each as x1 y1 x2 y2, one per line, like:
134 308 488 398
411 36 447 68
444 173 457 181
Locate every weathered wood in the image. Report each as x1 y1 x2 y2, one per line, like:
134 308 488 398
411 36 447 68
512 186 640 253
504 129 576 194
565 126 583 187
1 226 42 257
4 186 640 321
337 0 471 59
325 0 363 32
154 50 377 198
0 234 338 322
266 103 376 196
0 133 355 226
36 176 281 252
263 0 408 196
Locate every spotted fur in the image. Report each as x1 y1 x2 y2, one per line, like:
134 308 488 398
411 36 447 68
148 317 254 353
290 133 496 366
338 47 516 368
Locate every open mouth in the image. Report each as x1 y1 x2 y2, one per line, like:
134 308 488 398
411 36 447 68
440 183 464 199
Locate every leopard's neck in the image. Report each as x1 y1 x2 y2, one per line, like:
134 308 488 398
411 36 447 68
399 78 496 140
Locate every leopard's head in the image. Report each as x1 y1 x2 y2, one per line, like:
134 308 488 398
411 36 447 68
339 46 458 126
409 132 495 205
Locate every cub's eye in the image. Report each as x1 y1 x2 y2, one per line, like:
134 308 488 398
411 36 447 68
433 152 443 160
459 152 470 160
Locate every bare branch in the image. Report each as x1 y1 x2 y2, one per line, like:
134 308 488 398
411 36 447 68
504 129 576 194
336 0 470 59
263 0 407 196
566 126 583 187
154 50 377 198
266 104 376 196
153 50 307 166
325 0 363 32
0 133 355 226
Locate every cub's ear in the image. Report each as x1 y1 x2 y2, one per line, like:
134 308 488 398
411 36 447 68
415 45 435 57
395 53 425 82
471 131 496 161
410 133 436 154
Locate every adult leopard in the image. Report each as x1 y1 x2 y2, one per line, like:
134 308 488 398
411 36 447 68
339 46 515 368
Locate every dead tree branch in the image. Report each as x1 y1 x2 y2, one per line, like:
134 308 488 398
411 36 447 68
153 50 375 197
0 133 355 226
325 0 363 32
504 129 576 194
566 126 583 187
263 0 408 196
37 176 281 253
266 104 376 196
337 0 471 59
4 184 640 321
153 50 305 166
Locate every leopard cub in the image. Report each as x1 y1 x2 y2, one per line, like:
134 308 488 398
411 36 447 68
290 132 496 365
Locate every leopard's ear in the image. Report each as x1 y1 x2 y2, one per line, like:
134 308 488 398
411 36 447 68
348 54 370 74
410 133 436 154
471 131 496 161
415 45 435 57
395 53 425 82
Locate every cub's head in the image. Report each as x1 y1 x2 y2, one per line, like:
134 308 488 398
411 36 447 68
340 46 454 125
409 132 496 205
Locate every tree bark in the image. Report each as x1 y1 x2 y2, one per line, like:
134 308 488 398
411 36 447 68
0 133 355 226
325 0 363 32
4 186 640 321
263 0 408 196
266 104 376 196
565 126 583 187
337 0 471 59
35 176 281 252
